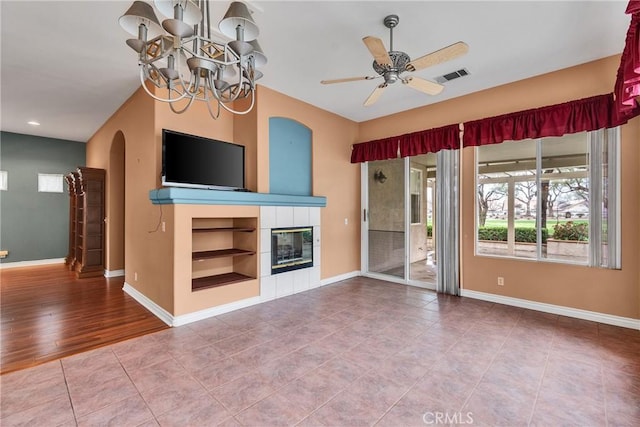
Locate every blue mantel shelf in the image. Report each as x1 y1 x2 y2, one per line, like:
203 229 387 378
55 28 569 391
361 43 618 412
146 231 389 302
149 187 327 207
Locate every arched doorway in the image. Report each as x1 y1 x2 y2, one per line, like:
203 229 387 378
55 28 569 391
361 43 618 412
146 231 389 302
106 131 125 276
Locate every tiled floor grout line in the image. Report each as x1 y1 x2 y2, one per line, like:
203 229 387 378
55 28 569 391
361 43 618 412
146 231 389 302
187 315 366 421
597 324 610 427
3 279 636 426
289 306 437 426
370 302 481 427
57 360 78 426
112 345 164 426
455 307 517 420
525 316 557 427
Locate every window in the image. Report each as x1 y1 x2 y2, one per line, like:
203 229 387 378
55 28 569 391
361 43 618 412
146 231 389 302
410 168 422 224
0 171 7 191
475 129 620 268
38 173 64 193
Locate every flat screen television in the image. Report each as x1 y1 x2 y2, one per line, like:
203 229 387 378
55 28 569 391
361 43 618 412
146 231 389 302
162 129 245 191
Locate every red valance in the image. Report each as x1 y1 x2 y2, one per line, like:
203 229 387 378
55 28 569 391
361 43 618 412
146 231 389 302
399 124 460 157
614 0 640 123
463 94 616 147
350 137 399 163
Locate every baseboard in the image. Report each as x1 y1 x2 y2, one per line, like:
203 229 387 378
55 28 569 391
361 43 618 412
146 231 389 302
461 289 640 330
320 270 361 286
174 270 361 326
124 271 363 327
172 297 263 327
123 282 174 327
0 258 65 269
104 269 125 278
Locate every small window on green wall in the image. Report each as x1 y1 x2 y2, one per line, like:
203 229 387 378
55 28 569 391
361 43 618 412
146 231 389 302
0 171 7 191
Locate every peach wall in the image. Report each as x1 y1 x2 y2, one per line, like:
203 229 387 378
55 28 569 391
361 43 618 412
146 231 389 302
233 96 259 192
88 82 362 317
359 55 640 320
255 86 361 279
107 131 125 271
87 88 180 312
358 56 622 141
173 204 259 316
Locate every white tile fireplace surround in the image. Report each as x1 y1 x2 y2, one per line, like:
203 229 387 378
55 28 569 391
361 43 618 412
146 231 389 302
259 206 321 301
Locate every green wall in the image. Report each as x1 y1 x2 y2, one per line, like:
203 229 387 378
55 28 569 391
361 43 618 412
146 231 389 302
0 132 86 263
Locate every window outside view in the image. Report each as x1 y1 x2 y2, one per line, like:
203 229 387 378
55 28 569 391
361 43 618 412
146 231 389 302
476 132 604 265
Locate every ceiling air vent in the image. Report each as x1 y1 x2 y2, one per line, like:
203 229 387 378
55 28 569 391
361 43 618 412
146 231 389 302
434 68 470 84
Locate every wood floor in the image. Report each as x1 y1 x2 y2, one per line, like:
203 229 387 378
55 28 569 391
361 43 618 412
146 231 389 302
0 264 168 374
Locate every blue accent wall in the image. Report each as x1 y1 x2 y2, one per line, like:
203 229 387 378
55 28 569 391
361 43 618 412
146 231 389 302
0 132 86 263
269 117 312 196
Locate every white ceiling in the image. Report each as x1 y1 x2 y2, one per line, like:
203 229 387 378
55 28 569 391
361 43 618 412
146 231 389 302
0 1 630 143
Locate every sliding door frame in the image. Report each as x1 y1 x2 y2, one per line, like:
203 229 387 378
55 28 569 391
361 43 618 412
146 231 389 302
360 159 436 290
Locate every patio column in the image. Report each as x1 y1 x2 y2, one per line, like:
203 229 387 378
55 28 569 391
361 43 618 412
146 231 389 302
507 179 515 255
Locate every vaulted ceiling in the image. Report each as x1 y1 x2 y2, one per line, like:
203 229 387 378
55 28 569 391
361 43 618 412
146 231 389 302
0 1 630 142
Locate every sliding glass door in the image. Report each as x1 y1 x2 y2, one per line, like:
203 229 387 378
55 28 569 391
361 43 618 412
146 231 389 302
365 158 406 279
408 154 437 286
362 154 437 288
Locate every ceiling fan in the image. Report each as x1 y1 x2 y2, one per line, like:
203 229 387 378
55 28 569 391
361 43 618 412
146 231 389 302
321 15 468 106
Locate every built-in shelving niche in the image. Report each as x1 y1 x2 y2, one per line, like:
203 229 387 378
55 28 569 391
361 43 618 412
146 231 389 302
191 217 257 292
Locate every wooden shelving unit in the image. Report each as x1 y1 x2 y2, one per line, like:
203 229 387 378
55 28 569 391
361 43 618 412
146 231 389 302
192 272 254 291
193 248 256 261
191 219 257 292
193 227 255 233
64 167 105 278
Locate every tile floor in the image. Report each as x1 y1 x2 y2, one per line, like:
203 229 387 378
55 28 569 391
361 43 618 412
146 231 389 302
1 276 639 426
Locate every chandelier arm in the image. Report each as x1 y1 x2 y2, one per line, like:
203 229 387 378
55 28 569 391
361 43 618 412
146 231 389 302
217 86 256 115
139 66 190 103
169 92 197 114
226 65 249 103
206 95 221 120
174 59 197 98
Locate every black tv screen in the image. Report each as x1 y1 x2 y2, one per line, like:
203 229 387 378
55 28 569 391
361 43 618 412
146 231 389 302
162 129 245 190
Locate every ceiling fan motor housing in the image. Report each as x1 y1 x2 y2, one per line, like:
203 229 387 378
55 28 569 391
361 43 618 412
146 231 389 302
372 51 410 83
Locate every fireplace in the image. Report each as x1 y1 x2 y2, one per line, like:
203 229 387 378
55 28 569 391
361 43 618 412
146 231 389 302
271 227 313 274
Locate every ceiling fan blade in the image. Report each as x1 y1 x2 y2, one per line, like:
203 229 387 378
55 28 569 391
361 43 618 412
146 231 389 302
321 76 376 84
362 36 392 67
406 41 469 72
403 76 444 95
363 84 387 107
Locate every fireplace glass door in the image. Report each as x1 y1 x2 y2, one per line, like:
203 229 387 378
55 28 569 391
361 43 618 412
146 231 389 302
271 227 313 274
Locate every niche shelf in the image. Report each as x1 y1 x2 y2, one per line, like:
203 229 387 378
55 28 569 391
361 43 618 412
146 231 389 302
191 218 257 291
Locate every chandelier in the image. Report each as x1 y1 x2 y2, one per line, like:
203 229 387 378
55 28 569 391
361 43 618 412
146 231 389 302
119 1 266 119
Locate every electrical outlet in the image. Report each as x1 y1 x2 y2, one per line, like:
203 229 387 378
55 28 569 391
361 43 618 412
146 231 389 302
344 218 348 225
162 221 166 232
134 272 138 281
497 276 504 286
